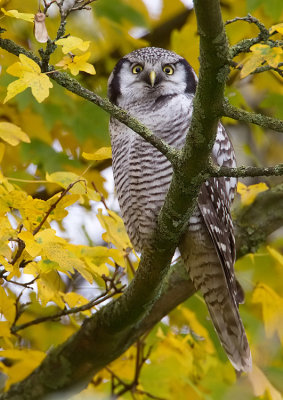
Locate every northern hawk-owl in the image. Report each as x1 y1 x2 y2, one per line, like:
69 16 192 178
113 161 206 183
108 47 252 372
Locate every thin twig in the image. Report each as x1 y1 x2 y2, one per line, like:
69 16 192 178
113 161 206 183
91 181 109 211
11 238 25 265
43 0 57 14
11 290 116 334
33 179 86 235
70 0 98 12
222 100 283 132
125 254 136 276
227 14 272 58
4 276 38 289
108 338 155 399
225 14 270 37
230 61 283 78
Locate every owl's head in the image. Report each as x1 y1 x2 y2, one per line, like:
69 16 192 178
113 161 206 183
108 47 197 105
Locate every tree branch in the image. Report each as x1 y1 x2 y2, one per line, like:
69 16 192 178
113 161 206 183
230 61 283 78
222 100 283 132
226 14 271 58
0 36 177 165
234 183 283 257
0 3 283 399
11 290 122 334
208 163 283 178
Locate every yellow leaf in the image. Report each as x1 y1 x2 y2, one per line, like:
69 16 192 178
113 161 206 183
56 52 96 76
252 283 283 345
3 79 29 103
87 188 101 202
0 349 45 389
267 246 283 267
63 292 91 315
4 54 53 103
37 270 65 308
1 8 34 23
108 248 127 269
0 122 30 146
0 143 5 161
46 171 87 194
82 147 112 161
270 23 283 35
72 245 111 277
18 231 42 257
240 44 283 78
170 13 199 73
46 193 80 221
46 172 100 201
240 54 263 79
31 229 94 283
97 209 132 250
35 228 65 245
0 321 13 349
84 260 110 278
0 286 16 325
264 47 283 68
179 307 215 354
237 182 268 206
248 365 282 400
55 36 90 54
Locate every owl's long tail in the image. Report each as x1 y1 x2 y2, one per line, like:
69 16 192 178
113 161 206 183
179 228 252 373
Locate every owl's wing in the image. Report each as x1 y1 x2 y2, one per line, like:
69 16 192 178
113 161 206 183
198 178 243 304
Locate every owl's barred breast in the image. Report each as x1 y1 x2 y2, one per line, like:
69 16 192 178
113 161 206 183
110 94 193 251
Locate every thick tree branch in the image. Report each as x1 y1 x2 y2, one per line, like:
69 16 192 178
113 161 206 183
222 100 283 132
0 3 283 399
208 163 283 178
235 184 283 257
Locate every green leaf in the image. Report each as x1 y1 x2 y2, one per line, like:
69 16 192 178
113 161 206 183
20 139 81 173
261 94 283 120
247 0 283 19
95 0 148 27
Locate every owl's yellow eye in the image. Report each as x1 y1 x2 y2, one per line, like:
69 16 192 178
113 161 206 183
163 65 174 75
132 64 143 74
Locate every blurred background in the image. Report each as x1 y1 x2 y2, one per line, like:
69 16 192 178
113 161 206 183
0 0 283 399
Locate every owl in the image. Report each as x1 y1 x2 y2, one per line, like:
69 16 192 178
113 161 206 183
108 47 252 372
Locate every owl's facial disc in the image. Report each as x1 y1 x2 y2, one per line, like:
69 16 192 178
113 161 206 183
107 48 197 104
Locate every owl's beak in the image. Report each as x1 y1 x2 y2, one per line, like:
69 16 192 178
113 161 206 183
149 70 156 87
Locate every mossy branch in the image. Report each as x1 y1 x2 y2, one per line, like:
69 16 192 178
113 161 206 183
0 36 177 164
222 100 283 132
0 2 283 399
208 163 283 178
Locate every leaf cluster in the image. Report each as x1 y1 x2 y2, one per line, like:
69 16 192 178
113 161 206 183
0 1 282 400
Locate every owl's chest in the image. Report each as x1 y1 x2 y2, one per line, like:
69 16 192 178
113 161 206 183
110 95 193 249
111 94 193 189
122 94 193 143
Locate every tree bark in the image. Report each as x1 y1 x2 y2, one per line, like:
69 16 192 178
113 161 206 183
0 0 283 398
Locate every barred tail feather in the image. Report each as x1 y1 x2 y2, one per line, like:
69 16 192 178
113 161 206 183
180 226 252 372
203 284 252 372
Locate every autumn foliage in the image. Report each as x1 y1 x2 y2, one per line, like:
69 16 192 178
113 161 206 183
0 0 283 399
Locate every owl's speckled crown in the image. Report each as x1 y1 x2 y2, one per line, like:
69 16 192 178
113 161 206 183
124 47 183 64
